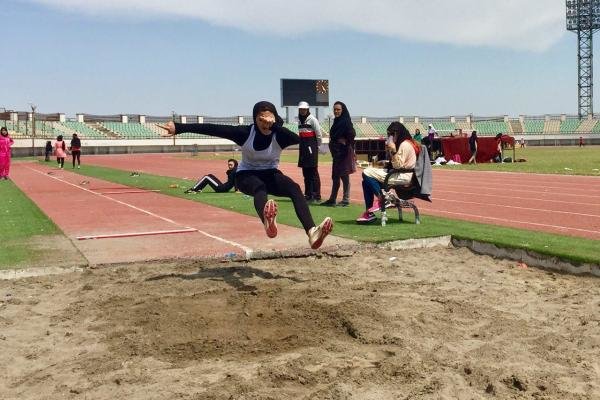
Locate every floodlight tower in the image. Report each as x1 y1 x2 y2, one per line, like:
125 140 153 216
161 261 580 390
566 0 600 118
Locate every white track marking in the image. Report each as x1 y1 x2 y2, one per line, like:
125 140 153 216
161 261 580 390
429 197 600 219
77 228 198 240
26 167 254 256
434 189 600 208
418 209 600 237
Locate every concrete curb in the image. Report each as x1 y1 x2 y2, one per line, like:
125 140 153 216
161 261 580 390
1 236 598 280
380 236 453 251
452 238 600 277
0 266 85 280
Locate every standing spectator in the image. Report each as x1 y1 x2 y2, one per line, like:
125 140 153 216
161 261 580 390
0 127 14 180
70 133 82 168
413 128 423 143
320 101 356 207
185 159 238 193
54 135 68 169
297 101 323 203
44 141 52 161
427 124 437 142
468 130 478 164
425 123 438 159
579 136 584 147
493 133 503 163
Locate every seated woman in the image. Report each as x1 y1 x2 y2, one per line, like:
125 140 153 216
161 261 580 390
185 159 238 193
356 122 420 223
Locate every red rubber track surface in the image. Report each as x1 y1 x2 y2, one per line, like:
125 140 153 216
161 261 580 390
83 153 600 241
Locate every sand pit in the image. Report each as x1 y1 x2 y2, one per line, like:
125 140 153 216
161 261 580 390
0 246 598 399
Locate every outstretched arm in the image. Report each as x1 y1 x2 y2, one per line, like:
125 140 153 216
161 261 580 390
158 121 249 147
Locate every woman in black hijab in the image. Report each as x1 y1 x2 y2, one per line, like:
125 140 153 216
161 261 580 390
159 101 333 249
321 101 356 207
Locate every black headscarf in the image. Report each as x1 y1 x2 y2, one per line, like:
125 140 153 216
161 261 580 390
252 101 283 127
329 101 353 141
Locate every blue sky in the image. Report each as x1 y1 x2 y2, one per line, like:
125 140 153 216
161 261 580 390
2 0 593 119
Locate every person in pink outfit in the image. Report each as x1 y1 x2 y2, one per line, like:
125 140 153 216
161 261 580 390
54 135 68 169
0 127 14 180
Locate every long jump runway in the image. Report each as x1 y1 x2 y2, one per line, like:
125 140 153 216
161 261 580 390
10 162 355 265
84 153 600 241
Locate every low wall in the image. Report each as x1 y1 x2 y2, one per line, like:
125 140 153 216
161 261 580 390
9 135 600 158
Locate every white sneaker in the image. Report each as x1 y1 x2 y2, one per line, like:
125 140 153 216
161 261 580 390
308 217 333 249
263 199 278 238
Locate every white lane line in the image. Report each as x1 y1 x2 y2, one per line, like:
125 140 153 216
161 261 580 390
430 196 600 218
418 208 600 237
26 167 254 256
436 183 600 199
435 189 600 208
77 228 198 240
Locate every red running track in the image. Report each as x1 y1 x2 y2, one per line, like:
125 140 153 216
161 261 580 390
83 153 600 241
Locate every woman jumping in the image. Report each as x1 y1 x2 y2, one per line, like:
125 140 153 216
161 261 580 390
159 101 333 249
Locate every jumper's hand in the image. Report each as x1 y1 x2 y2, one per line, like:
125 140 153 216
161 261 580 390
257 115 275 129
158 121 176 137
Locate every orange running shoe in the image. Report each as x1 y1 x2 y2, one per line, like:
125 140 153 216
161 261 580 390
263 199 278 238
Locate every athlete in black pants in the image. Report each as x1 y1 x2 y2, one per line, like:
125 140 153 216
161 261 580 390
159 101 333 249
185 159 238 193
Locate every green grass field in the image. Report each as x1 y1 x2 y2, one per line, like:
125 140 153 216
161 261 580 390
1 146 598 270
180 145 600 176
0 179 62 268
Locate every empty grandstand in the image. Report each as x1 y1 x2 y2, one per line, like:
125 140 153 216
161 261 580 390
1 109 598 156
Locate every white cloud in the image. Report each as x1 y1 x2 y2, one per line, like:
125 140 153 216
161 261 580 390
26 0 566 51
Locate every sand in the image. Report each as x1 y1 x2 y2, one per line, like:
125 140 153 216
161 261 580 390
0 246 599 399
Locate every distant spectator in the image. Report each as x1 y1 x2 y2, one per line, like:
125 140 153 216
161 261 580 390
45 141 53 162
468 131 478 164
427 124 437 142
424 124 438 159
0 127 14 180
54 135 68 169
493 133 503 163
70 133 82 169
413 128 423 143
579 136 584 147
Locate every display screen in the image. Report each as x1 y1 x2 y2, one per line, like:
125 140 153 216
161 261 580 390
281 79 329 107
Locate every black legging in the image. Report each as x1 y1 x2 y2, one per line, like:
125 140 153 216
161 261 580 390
302 166 321 200
191 174 233 193
235 169 314 233
71 150 81 167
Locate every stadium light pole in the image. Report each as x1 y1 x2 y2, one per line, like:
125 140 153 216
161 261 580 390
30 104 37 157
566 0 600 118
171 110 176 146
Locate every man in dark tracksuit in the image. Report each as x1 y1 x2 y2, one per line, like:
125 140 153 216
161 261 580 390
297 101 323 202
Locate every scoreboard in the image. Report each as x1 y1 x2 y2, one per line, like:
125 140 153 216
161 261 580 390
280 79 329 107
